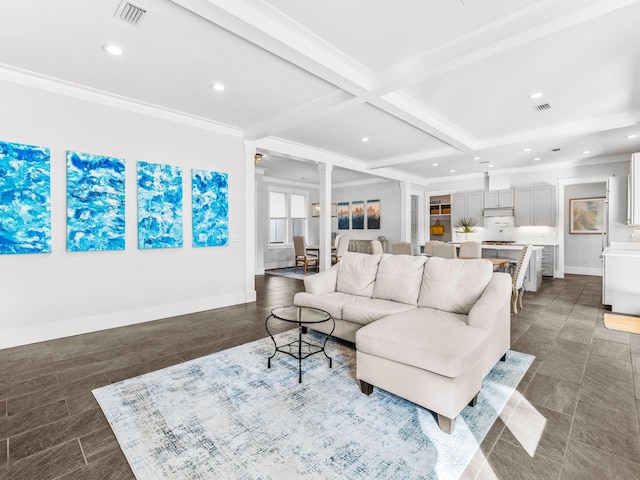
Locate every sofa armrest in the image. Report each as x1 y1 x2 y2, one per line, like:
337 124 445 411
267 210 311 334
467 273 511 330
303 264 339 294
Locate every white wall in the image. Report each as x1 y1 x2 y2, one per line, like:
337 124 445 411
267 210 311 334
0 79 250 348
332 180 402 247
564 182 607 274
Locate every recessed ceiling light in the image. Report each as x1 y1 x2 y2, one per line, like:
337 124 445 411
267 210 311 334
473 156 480 160
102 44 123 56
627 134 638 139
210 83 225 91
533 157 541 161
582 150 591 154
489 164 495 168
360 137 369 142
523 148 531 152
528 92 543 99
449 169 455 173
432 163 438 167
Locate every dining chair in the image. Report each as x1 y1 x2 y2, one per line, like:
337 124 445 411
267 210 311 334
512 244 533 314
334 235 350 263
293 235 318 273
424 240 444 255
458 241 482 258
370 240 384 254
392 241 413 255
431 243 457 259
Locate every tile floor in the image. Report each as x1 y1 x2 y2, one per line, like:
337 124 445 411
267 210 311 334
1 274 639 479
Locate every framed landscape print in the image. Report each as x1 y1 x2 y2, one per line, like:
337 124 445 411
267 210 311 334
366 199 380 229
351 201 364 229
337 202 350 230
569 197 605 234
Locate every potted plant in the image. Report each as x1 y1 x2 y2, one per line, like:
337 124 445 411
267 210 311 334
455 216 478 240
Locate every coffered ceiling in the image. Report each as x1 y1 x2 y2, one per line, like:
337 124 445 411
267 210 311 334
1 0 639 185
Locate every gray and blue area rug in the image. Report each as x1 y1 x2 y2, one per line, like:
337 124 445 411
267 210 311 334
93 331 533 480
266 267 316 280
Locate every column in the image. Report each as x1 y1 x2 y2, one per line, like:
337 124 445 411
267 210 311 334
318 163 333 271
399 181 411 242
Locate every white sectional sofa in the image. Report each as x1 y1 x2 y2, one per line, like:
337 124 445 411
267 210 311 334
293 251 512 433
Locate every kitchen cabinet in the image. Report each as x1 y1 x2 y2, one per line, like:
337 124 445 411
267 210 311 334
540 245 555 277
452 191 484 227
628 153 640 226
514 185 556 226
484 189 514 209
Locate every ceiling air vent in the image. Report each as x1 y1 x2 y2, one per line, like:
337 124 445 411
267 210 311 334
533 103 552 112
115 1 147 25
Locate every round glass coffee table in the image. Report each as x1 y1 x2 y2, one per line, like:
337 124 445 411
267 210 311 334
265 305 335 383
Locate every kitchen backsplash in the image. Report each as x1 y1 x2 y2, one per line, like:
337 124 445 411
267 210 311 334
452 216 559 245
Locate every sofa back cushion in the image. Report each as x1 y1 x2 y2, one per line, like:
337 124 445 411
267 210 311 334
336 252 383 298
418 257 493 314
373 254 427 305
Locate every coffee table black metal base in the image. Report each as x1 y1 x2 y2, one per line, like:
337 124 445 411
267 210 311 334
265 305 335 383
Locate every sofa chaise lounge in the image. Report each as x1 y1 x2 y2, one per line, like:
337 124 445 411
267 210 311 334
293 251 512 433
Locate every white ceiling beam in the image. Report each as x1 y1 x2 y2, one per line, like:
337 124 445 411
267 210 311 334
363 146 462 170
244 90 361 141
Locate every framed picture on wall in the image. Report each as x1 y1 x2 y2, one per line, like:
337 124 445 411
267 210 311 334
366 199 381 229
337 202 350 230
351 201 364 229
569 197 605 234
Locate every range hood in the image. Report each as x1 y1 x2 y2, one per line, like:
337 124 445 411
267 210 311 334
483 208 514 217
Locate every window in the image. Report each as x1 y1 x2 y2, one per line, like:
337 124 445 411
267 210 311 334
269 189 308 245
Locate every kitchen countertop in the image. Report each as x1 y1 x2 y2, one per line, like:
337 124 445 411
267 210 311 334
602 243 640 257
451 243 544 251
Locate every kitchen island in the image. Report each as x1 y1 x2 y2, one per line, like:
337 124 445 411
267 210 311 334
451 243 544 292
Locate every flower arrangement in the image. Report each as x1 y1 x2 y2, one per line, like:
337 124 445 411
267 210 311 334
455 216 479 234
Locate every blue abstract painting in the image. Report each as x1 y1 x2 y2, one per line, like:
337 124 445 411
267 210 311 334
0 140 51 254
137 161 183 249
67 151 126 252
192 169 229 247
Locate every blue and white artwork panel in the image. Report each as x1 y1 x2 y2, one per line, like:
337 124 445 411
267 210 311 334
137 161 183 249
67 151 126 252
192 169 229 247
0 140 51 254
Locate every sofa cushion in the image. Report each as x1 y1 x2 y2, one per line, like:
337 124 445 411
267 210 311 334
342 298 417 326
336 252 383 298
373 254 427 306
293 292 359 320
356 309 488 378
418 257 493 314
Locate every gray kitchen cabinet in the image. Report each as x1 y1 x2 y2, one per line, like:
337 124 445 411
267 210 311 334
540 245 555 277
484 189 514 209
452 191 484 227
514 185 556 226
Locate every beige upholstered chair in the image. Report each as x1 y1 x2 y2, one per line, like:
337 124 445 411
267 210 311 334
432 243 457 259
512 244 533 314
293 235 318 273
392 241 413 255
423 240 444 255
370 240 384 254
459 241 482 258
333 235 350 264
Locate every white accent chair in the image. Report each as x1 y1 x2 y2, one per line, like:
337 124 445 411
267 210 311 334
424 240 444 255
432 243 457 259
392 241 413 255
333 235 350 264
459 241 482 258
293 235 318 273
512 244 533 314
370 240 384 254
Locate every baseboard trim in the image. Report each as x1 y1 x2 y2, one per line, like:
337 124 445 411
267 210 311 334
564 266 603 276
1 291 250 350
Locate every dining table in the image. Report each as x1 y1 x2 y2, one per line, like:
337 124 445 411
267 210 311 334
305 245 337 264
460 256 511 272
